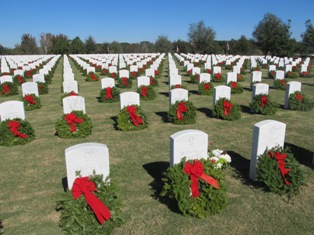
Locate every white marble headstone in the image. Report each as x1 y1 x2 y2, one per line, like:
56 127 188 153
251 71 262 86
119 69 129 78
0 75 13 84
137 76 150 88
275 70 285 80
22 82 39 97
119 91 140 110
199 73 211 84
213 85 231 105
32 74 45 83
101 78 115 89
169 88 189 106
145 69 155 78
213 66 221 74
169 75 182 88
63 96 86 114
284 81 302 109
226 72 237 84
0 101 26 121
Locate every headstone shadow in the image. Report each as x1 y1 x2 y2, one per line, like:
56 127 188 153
197 107 212 117
285 142 314 169
155 111 169 123
159 92 169 97
189 90 198 95
110 116 119 130
240 105 253 114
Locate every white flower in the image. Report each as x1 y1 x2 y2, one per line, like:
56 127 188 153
219 153 232 163
214 163 223 169
212 149 223 157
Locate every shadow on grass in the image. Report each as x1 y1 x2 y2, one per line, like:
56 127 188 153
189 90 198 95
62 177 68 192
155 111 169 123
243 87 252 92
197 107 212 117
96 96 102 102
240 105 253 114
302 82 314 87
285 142 314 169
110 116 119 130
159 92 169 97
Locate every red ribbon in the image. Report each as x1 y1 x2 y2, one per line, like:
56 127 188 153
150 77 155 85
111 73 116 78
231 82 237 89
154 70 159 76
69 91 78 96
25 95 36 104
141 86 148 97
175 84 181 88
187 69 192 74
131 71 137 77
215 73 221 80
184 160 219 198
195 74 199 81
207 69 211 74
260 95 269 107
103 69 108 74
122 77 128 86
223 100 233 116
280 80 286 86
126 106 143 126
105 87 113 99
295 93 303 101
7 120 28 138
2 84 10 95
204 83 210 90
72 177 111 224
268 151 291 185
64 113 84 132
176 102 188 121
90 73 97 81
38 85 43 91
17 75 23 84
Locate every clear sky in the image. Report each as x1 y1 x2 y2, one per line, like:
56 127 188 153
1 0 313 48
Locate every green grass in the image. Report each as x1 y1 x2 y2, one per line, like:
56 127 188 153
0 56 314 235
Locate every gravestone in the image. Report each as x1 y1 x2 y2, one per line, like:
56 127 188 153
170 129 208 166
212 66 221 74
32 74 45 83
192 67 201 75
119 69 129 78
145 69 155 78
213 85 231 105
301 64 307 73
251 71 262 87
285 64 292 73
169 88 188 106
65 142 110 189
63 80 78 94
275 70 285 80
249 120 286 181
119 91 140 110
63 96 86 114
0 101 25 121
63 72 75 81
0 75 13 84
199 73 211 84
86 66 96 74
109 66 117 74
169 75 182 88
226 72 237 84
130 65 138 73
252 83 269 101
101 78 115 89
13 70 24 77
22 82 39 97
137 76 150 88
284 81 302 109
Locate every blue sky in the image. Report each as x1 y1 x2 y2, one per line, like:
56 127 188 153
1 0 313 48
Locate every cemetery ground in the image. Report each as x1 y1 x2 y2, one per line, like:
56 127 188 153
0 56 314 234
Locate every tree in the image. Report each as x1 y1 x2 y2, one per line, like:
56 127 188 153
85 36 97 53
172 40 190 53
40 33 53 54
187 20 216 54
252 13 292 56
301 20 314 54
51 34 70 54
154 35 172 53
20 34 38 54
70 36 85 54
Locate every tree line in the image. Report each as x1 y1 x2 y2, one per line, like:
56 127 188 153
0 13 313 56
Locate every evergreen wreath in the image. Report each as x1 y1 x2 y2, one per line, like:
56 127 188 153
285 71 298 79
56 173 123 234
55 110 93 138
198 82 214 96
274 79 287 90
13 75 26 85
170 84 188 90
0 118 35 146
288 91 313 111
137 85 156 101
22 94 41 111
213 98 241 121
149 77 158 86
228 81 243 94
256 146 304 196
299 71 310 78
160 157 228 218
189 74 199 84
168 100 197 125
117 105 148 131
211 73 225 83
0 82 18 96
117 77 132 88
249 94 279 115
99 86 120 103
86 72 99 81
37 82 49 95
237 73 245 82
268 70 276 79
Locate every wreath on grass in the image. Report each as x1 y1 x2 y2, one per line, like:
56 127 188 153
149 77 158 86
249 94 278 115
168 100 197 125
55 110 93 138
0 82 18 96
288 91 313 111
285 71 298 79
44 74 52 84
170 84 188 90
198 82 214 96
0 118 35 146
256 146 304 196
117 105 148 131
116 78 132 88
228 81 243 94
24 70 34 79
213 98 241 121
60 91 78 105
37 82 49 95
189 74 199 84
268 70 275 79
99 87 120 103
86 72 99 81
251 67 260 72
211 73 225 83
22 94 41 111
13 75 26 85
137 85 156 100
299 71 310 78
110 72 118 80
56 173 123 234
274 79 287 90
160 154 229 218
237 74 245 82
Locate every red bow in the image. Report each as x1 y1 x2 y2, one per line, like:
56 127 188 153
175 84 181 88
69 91 78 96
17 75 23 84
126 106 143 126
176 102 188 121
280 80 286 86
184 160 219 198
90 73 97 81
187 69 192 75
215 73 221 80
154 70 159 76
223 100 233 116
131 71 137 77
141 86 148 97
268 151 291 185
7 120 28 138
64 113 84 132
231 82 237 89
105 87 113 99
260 95 269 107
207 69 211 74
2 84 10 95
204 83 210 90
72 177 111 224
295 93 303 101
111 73 116 78
103 69 108 74
150 77 155 85
122 78 128 86
25 95 36 104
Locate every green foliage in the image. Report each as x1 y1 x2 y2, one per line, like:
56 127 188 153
37 82 49 94
228 81 243 94
285 71 298 79
268 70 276 79
137 85 156 101
0 118 35 146
211 73 225 82
161 157 227 218
86 72 99 81
257 146 305 196
213 98 241 121
116 78 132 88
55 110 93 138
0 82 18 96
56 174 123 234
149 77 158 86
99 87 120 103
198 82 214 95
249 94 279 115
288 91 313 111
273 79 287 90
189 74 199 83
22 94 41 111
13 75 26 85
168 100 197 125
117 105 148 131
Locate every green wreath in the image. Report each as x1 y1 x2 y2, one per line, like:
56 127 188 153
55 110 93 138
213 98 241 121
22 94 41 111
211 73 225 83
37 82 49 95
299 71 310 78
13 75 26 85
228 81 243 94
274 79 287 90
189 74 199 84
198 82 214 96
0 118 35 146
268 71 276 79
149 77 158 87
288 91 313 111
116 78 132 88
237 74 245 82
168 100 197 125
44 74 52 84
256 146 304 196
99 87 120 103
86 72 99 81
285 71 298 79
117 105 148 131
249 94 278 115
0 82 18 96
56 173 123 234
137 85 156 100
161 157 227 218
